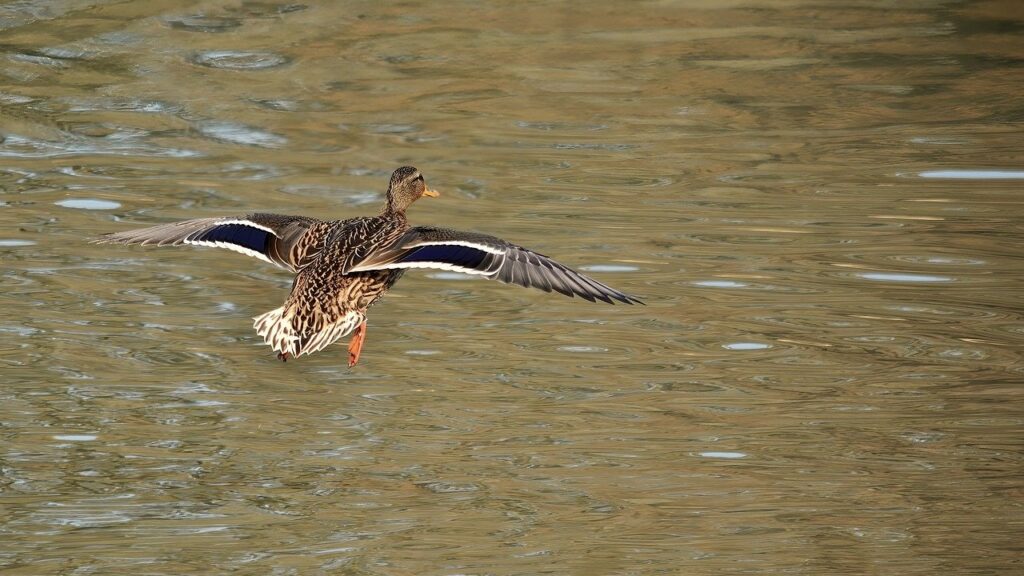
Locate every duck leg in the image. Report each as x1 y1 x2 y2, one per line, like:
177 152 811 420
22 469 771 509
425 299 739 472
347 321 367 368
277 352 290 362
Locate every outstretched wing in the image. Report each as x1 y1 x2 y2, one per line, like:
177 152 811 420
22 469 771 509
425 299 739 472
348 226 642 304
96 213 323 272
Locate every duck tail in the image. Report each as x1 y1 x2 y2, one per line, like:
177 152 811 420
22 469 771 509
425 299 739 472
253 305 299 357
297 311 364 357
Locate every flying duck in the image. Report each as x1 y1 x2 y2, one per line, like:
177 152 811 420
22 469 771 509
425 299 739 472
98 167 642 366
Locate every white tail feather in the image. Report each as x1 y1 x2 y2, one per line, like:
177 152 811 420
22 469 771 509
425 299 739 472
253 306 299 356
253 306 363 358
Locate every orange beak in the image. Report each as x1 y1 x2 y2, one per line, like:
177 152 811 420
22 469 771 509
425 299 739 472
422 188 440 198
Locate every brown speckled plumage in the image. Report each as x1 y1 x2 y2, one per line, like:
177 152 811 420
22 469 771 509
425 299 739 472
98 166 641 366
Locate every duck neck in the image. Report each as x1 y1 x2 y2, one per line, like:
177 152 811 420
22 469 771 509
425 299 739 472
381 205 408 224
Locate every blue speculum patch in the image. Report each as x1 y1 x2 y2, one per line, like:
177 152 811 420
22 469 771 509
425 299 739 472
400 244 487 269
194 224 269 253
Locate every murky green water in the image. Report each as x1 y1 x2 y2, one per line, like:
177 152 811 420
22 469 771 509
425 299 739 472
2 1 1022 574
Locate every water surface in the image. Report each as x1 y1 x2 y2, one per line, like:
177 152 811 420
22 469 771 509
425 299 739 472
1 1 1022 574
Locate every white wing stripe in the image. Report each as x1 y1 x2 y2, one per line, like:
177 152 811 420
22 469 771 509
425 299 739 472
358 261 494 275
211 219 280 237
404 240 506 255
185 239 275 265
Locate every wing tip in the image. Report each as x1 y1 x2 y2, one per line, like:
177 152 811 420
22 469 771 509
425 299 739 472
594 292 644 305
617 292 645 305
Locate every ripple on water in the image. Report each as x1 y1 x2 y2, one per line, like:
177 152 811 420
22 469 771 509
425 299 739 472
425 272 477 281
190 51 290 70
910 136 970 145
361 123 420 134
10 52 68 68
693 280 748 288
62 97 181 114
515 120 609 131
46 511 132 528
543 173 673 189
918 169 1024 179
196 122 287 148
416 481 485 494
201 162 292 180
0 239 36 246
885 303 1000 319
0 133 199 159
856 272 954 283
580 264 640 273
888 255 986 266
53 434 98 441
556 345 609 353
406 349 442 356
0 92 35 104
722 342 771 351
279 185 377 205
252 98 332 113
166 16 242 33
697 451 747 459
55 198 121 210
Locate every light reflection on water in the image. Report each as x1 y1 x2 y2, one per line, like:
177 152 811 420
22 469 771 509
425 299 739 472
856 272 955 283
918 169 1024 179
1 1 1022 575
55 198 122 210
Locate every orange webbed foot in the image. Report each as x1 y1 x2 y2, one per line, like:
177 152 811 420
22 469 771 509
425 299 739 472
347 321 367 368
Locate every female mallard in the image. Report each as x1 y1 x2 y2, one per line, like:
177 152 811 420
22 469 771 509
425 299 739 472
99 166 642 366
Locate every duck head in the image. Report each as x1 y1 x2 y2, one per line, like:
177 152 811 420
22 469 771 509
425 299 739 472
383 166 439 214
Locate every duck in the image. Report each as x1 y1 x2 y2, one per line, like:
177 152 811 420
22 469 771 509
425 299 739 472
98 166 642 367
